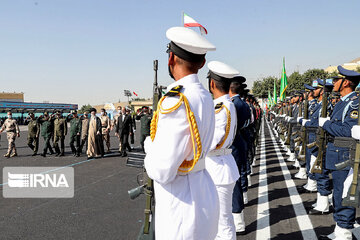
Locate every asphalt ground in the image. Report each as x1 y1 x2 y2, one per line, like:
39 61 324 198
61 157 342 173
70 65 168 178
1 119 360 240
240 119 360 240
0 124 145 240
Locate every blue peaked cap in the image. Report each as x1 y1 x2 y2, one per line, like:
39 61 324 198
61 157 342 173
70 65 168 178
304 84 315 91
338 65 360 80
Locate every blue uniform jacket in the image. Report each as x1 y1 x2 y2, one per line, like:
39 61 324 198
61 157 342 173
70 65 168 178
305 101 321 156
231 95 251 165
323 91 359 170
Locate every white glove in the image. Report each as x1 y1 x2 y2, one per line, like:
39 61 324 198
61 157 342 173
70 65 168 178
319 117 330 127
351 125 360 140
343 168 353 198
288 117 294 122
302 119 310 126
297 117 303 123
144 136 152 154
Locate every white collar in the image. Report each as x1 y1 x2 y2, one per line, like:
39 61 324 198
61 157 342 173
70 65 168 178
214 94 230 104
167 74 199 90
230 94 239 100
340 91 355 102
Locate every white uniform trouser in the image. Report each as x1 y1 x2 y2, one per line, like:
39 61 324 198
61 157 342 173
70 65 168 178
216 182 236 240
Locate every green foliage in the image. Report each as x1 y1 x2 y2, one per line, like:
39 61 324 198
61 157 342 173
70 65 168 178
252 68 331 98
356 66 360 73
79 104 93 113
252 76 280 98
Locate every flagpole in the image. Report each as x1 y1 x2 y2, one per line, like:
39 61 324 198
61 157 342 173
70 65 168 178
181 11 184 26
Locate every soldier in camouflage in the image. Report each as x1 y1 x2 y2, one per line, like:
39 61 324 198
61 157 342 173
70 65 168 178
26 112 40 156
67 110 82 157
38 111 54 157
0 111 20 158
53 110 67 157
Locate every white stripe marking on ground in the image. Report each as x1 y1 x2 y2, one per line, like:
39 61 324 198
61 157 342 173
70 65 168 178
256 119 271 240
266 119 317 240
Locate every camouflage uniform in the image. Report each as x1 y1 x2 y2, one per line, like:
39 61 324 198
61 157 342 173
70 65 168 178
27 118 40 155
53 117 67 156
0 118 20 157
67 115 82 156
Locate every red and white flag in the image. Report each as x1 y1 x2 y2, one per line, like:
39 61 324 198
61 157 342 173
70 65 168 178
133 91 138 97
183 13 208 35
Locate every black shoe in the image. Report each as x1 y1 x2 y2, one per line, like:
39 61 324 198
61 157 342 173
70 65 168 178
76 153 80 157
32 153 37 156
308 209 330 215
318 235 332 240
297 187 316 194
60 153 64 157
236 230 246 236
49 152 53 155
40 153 46 157
121 153 127 157
55 153 61 157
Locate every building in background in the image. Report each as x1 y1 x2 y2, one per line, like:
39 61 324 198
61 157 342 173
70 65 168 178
325 57 360 73
0 92 78 123
93 100 153 119
0 92 24 102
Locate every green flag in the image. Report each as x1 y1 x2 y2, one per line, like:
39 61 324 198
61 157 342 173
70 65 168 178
268 90 273 107
273 78 277 104
279 57 288 101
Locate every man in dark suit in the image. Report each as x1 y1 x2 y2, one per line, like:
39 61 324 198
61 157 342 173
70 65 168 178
229 76 251 235
115 106 133 157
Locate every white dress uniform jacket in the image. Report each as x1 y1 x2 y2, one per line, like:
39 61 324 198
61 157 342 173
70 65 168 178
206 94 240 185
144 73 219 240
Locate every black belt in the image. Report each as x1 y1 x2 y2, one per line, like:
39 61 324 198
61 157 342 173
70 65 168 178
306 127 317 134
327 136 335 143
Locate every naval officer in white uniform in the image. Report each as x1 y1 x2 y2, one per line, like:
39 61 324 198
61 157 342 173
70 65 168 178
205 61 240 240
144 26 219 240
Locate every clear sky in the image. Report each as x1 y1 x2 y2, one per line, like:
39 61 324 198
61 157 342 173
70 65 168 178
1 0 359 107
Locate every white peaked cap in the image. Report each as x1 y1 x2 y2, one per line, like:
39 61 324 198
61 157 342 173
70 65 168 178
166 27 216 55
208 61 240 79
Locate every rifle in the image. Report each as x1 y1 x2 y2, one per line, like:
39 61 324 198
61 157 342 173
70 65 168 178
333 99 360 207
293 101 303 142
297 93 309 161
284 103 293 145
128 60 163 240
310 82 330 174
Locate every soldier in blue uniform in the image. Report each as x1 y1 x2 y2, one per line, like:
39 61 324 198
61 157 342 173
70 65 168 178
297 82 318 191
229 76 251 234
294 86 315 179
299 80 322 192
319 66 360 240
299 80 334 217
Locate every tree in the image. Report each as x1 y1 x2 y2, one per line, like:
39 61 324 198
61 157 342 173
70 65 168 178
251 68 332 98
302 69 330 84
252 76 280 98
79 104 93 113
287 71 303 94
